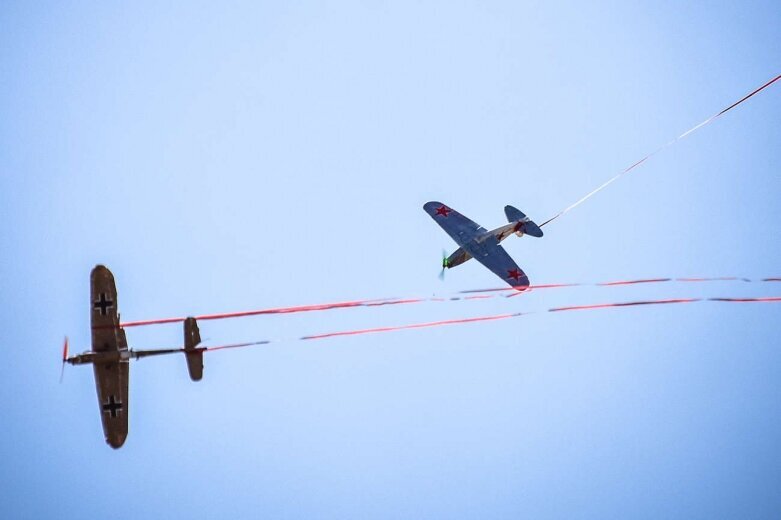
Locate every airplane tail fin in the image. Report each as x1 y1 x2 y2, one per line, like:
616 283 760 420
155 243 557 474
183 317 204 382
504 205 544 238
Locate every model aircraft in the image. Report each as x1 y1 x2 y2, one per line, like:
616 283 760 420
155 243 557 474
61 265 205 448
423 202 543 290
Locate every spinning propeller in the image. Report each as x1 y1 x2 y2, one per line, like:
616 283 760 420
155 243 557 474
439 249 449 280
60 336 69 383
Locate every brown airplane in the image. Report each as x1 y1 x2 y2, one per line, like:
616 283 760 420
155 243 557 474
62 265 205 448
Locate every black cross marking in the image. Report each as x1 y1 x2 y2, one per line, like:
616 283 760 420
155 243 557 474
102 395 123 418
93 293 114 316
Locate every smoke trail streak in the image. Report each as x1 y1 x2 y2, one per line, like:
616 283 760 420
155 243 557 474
548 298 700 312
119 298 418 328
206 340 271 352
597 278 672 286
112 276 781 329
540 74 781 227
299 313 524 341
708 296 781 303
676 277 748 282
465 276 766 295
460 282 580 294
196 295 780 350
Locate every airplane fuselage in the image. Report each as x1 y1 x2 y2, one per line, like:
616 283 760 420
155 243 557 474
445 223 523 269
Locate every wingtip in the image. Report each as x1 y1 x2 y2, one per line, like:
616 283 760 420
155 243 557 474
91 264 115 280
106 433 127 449
512 277 531 292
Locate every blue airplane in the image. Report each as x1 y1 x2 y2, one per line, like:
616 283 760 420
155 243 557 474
423 202 543 290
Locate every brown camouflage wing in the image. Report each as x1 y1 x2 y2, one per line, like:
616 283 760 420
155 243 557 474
92 358 129 448
90 265 129 448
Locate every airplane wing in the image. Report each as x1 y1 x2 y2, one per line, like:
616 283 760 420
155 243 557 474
423 201 487 247
90 265 129 449
463 235 530 290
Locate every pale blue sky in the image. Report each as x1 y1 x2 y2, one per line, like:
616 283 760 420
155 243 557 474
1 2 780 518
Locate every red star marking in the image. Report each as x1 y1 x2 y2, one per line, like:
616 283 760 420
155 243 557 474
507 268 523 281
435 205 452 217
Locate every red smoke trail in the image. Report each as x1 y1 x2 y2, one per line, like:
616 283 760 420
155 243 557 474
539 74 781 227
299 312 524 341
549 298 700 312
363 298 426 307
206 340 270 352
468 276 763 295
113 276 781 329
597 278 672 286
459 282 580 294
708 297 781 303
195 295 780 350
298 297 777 343
119 298 410 328
714 74 781 118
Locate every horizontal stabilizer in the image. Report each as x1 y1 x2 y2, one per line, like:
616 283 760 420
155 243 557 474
504 205 543 238
504 206 527 222
523 220 544 238
184 317 204 382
